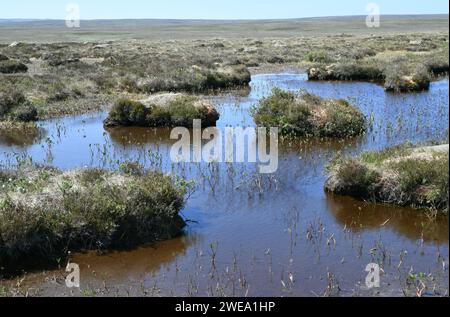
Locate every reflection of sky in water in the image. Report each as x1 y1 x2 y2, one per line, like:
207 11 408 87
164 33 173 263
1 74 448 296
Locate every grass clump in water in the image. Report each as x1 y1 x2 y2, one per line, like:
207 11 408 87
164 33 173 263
384 64 431 92
252 88 366 138
308 62 384 81
104 93 220 128
325 143 449 212
0 166 189 274
307 47 448 92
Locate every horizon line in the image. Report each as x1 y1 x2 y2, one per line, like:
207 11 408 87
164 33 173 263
0 13 448 22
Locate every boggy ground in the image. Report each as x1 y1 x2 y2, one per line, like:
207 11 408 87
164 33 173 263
0 72 448 297
0 163 189 276
325 143 449 213
0 32 448 122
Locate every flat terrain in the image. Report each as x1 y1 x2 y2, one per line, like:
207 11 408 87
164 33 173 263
1 16 448 120
0 15 448 43
0 14 448 297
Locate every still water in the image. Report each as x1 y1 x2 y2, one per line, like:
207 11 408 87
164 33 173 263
0 74 448 296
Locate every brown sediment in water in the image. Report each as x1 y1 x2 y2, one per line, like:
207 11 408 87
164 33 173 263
326 194 449 244
0 73 448 297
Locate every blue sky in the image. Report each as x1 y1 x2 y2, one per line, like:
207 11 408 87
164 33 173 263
1 0 448 20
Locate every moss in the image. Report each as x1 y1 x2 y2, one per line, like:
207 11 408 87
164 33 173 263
106 99 149 126
0 34 447 120
104 95 220 128
0 167 188 274
252 88 366 138
389 157 449 211
325 144 449 212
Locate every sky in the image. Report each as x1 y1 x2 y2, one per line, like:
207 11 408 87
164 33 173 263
1 0 448 20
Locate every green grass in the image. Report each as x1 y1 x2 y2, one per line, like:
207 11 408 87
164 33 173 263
252 88 366 138
0 166 189 275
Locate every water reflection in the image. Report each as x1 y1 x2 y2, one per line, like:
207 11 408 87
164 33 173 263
0 126 46 147
0 73 448 296
71 235 197 283
326 194 449 244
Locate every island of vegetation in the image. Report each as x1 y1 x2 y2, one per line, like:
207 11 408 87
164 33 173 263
104 93 220 128
251 88 366 138
325 143 449 213
0 164 189 274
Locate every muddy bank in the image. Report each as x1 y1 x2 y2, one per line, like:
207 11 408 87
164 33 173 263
325 143 449 212
0 165 188 275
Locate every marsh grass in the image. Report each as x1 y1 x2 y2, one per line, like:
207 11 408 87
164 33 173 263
308 45 448 92
0 90 38 122
326 144 449 212
252 88 366 138
104 95 220 128
0 60 28 74
0 166 188 275
0 32 447 121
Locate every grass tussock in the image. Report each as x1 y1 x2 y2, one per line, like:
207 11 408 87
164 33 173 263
137 64 251 93
0 60 28 74
0 166 189 274
325 144 449 212
252 88 366 138
104 94 220 128
308 62 384 81
307 43 449 92
0 89 38 123
0 33 447 119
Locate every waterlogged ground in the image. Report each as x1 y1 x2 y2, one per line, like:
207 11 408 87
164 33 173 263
0 73 449 297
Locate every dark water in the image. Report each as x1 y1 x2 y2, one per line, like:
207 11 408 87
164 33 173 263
0 74 448 297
